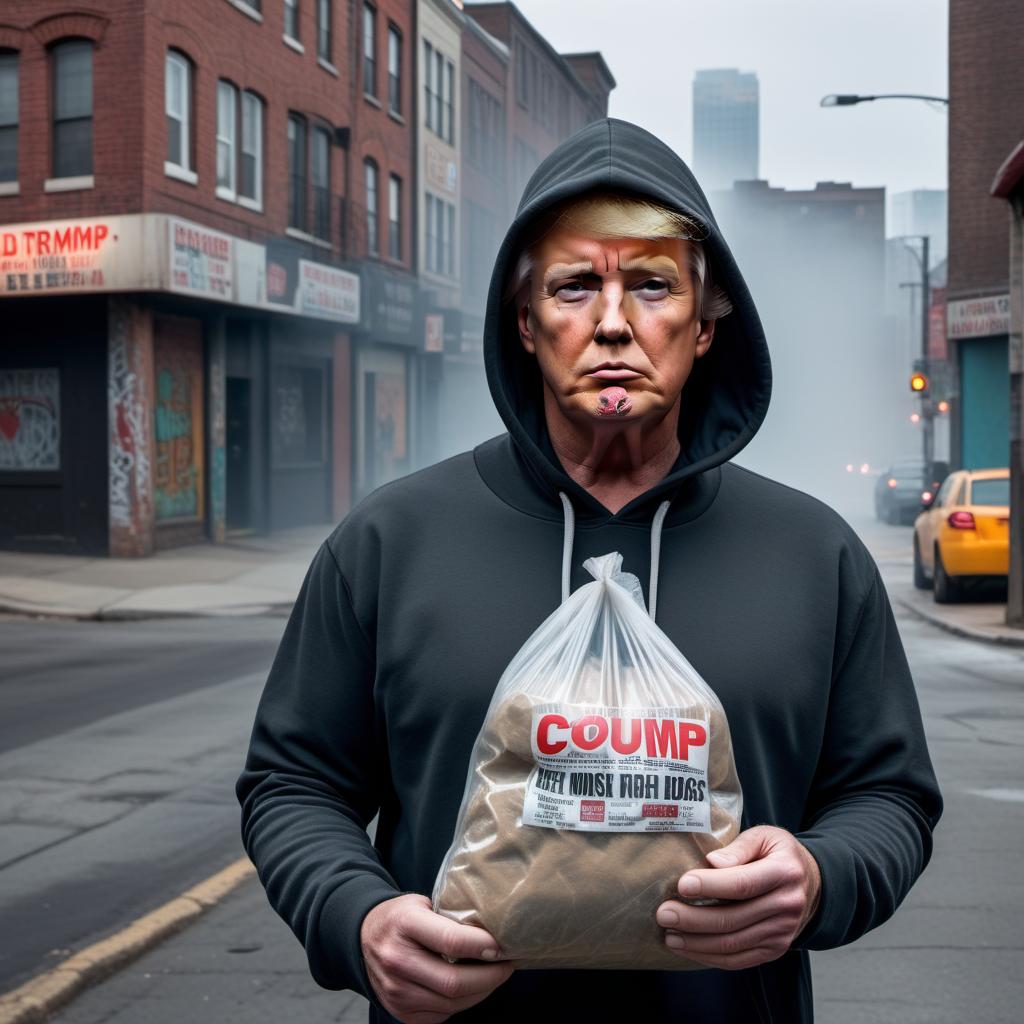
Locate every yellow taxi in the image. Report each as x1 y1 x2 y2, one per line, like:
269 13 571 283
913 468 1010 603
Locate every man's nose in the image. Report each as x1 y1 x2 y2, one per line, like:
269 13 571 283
594 286 633 342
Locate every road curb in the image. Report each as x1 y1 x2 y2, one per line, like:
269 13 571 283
893 595 1024 648
0 599 294 622
0 857 256 1024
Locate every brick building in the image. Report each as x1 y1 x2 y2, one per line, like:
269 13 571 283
0 0 420 555
433 1 614 462
947 0 1020 472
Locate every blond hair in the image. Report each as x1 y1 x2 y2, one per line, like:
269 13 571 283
504 192 733 320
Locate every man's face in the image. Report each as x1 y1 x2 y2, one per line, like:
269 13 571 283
517 223 715 428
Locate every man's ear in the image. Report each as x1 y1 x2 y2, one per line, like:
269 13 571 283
695 318 716 359
518 302 536 354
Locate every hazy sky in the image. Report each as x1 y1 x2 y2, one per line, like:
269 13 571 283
510 0 948 207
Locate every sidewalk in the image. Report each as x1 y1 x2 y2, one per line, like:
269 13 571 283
0 526 328 621
887 577 1024 648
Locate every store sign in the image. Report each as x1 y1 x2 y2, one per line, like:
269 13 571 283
424 313 444 352
426 143 458 195
365 264 418 345
298 260 360 323
168 218 233 300
947 294 1010 340
0 216 149 295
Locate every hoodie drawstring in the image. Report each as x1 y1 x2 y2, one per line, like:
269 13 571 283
558 491 672 623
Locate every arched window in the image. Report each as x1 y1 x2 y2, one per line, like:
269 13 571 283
165 49 194 179
364 158 379 257
52 39 93 178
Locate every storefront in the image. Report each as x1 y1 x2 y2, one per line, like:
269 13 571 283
948 294 1011 470
353 262 423 502
0 213 359 555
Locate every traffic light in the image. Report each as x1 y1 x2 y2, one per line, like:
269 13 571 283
910 372 929 395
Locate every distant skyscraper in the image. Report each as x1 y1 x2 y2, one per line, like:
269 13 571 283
889 189 947 269
692 69 759 192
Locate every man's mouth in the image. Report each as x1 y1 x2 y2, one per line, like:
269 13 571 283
588 368 643 380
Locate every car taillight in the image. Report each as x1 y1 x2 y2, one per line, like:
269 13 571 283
947 511 976 530
887 478 898 488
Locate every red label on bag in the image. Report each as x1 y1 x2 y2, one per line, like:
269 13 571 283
580 800 605 822
642 803 679 818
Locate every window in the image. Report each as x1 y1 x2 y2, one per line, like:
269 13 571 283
365 159 379 256
312 126 331 240
216 80 238 196
165 50 192 175
388 173 401 260
288 114 307 231
52 40 93 178
425 192 454 277
387 25 401 115
443 60 454 144
467 79 503 176
423 40 452 142
273 365 325 467
0 52 17 183
284 0 299 41
971 477 1009 506
240 91 263 206
515 42 528 108
362 4 376 97
317 0 331 63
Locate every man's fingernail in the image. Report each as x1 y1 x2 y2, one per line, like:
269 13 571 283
679 875 701 896
481 948 498 960
657 909 679 928
665 933 686 949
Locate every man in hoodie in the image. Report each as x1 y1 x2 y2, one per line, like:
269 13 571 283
236 118 942 1023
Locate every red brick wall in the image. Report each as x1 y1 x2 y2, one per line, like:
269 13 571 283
948 0 1024 298
349 0 415 269
0 3 146 222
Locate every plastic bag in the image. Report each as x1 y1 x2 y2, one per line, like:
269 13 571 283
432 551 743 970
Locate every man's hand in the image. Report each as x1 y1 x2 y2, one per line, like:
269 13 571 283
656 825 822 970
360 894 514 1024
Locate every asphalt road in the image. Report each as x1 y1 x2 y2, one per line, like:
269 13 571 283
2 512 1023 1022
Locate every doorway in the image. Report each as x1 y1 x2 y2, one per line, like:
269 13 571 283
226 376 252 530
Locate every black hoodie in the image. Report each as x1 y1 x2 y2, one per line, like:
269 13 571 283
236 118 942 1023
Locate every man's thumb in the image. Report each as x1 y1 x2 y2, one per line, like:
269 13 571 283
706 827 768 868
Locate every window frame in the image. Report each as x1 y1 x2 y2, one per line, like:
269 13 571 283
316 0 332 64
215 79 239 199
164 49 194 181
239 90 264 210
52 38 94 180
362 3 377 98
312 124 332 242
287 113 308 233
387 24 401 115
365 157 379 257
443 58 454 145
0 50 18 185
388 172 401 260
283 0 300 42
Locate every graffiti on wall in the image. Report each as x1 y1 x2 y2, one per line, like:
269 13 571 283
108 301 152 537
207 333 226 541
154 364 200 519
0 369 61 470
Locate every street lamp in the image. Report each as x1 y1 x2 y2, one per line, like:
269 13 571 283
820 93 948 108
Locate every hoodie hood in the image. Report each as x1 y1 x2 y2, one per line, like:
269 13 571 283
482 117 772 527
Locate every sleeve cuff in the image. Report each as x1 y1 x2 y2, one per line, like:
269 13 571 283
310 873 403 1003
792 835 845 950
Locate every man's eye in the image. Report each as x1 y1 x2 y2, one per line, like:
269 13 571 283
637 279 669 295
555 282 588 298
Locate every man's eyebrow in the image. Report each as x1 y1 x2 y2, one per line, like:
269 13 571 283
542 261 595 285
618 255 682 278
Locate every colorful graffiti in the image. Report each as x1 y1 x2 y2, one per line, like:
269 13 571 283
207 332 226 542
154 365 200 519
0 369 61 470
108 300 153 549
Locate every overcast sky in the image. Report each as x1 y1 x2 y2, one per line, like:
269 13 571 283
510 0 948 209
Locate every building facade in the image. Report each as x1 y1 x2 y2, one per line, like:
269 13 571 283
692 68 759 193
947 0 1020 473
0 0 390 555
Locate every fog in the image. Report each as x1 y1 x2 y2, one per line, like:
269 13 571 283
431 0 948 524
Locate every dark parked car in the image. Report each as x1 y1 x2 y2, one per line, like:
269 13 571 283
875 458 926 524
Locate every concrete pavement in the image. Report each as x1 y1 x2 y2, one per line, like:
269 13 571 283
0 526 328 621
